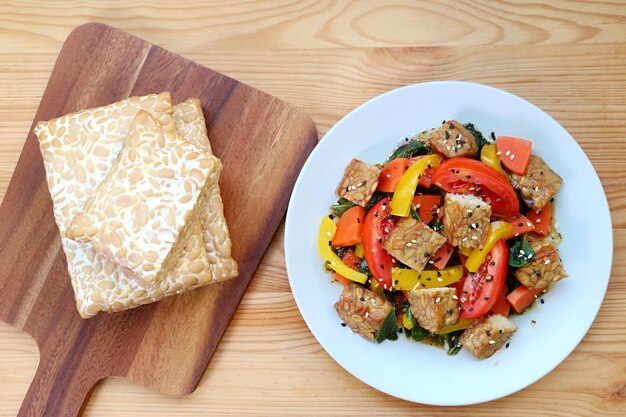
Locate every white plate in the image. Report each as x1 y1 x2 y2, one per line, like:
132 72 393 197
284 81 613 405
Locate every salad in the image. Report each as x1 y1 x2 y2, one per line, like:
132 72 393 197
318 120 567 359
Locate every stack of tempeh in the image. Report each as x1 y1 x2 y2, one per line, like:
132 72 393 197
34 93 238 319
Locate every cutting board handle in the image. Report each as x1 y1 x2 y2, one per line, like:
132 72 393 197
18 356 98 417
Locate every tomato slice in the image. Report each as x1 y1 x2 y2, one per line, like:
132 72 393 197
377 158 409 192
431 158 519 219
362 198 396 289
409 156 435 188
459 239 508 318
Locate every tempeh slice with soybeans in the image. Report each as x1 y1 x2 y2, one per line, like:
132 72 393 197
67 110 219 284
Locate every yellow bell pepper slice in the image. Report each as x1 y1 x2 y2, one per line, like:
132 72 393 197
403 309 417 330
369 278 386 298
436 318 474 334
465 221 513 273
390 154 442 217
354 242 364 258
480 143 508 177
318 216 368 284
391 265 464 290
457 246 473 257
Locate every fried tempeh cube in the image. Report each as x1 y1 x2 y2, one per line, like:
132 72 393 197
406 287 459 333
443 193 491 249
509 155 562 210
459 314 517 359
335 158 381 207
334 283 394 341
384 218 446 272
514 236 567 289
428 120 479 158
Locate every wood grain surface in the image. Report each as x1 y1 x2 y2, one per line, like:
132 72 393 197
1 1 625 416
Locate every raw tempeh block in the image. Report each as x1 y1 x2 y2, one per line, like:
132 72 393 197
34 93 177 317
171 98 238 283
67 110 219 283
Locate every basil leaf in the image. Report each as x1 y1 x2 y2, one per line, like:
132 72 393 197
409 207 420 221
376 308 399 343
385 140 429 163
330 197 356 218
410 324 430 342
359 260 372 277
509 236 535 268
463 122 490 155
365 192 387 212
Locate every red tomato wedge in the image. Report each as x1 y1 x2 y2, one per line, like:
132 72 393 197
431 242 454 270
409 156 435 188
377 158 409 192
496 136 532 175
490 290 510 317
459 240 508 318
507 285 543 314
411 195 442 224
431 158 519 219
331 206 365 248
507 214 536 238
362 198 396 289
332 248 361 286
527 202 552 236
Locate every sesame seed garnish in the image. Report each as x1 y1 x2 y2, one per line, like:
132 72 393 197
452 295 458 300
341 322 347 327
447 309 454 314
505 342 510 348
527 222 533 227
462 237 468 242
444 131 450 139
365 312 369 318
471 236 478 240
435 297 441 303
406 242 413 247
488 340 496 345
510 154 515 160
531 320 537 327
470 223 477 229
386 174 391 178
540 299 545 304
483 297 490 301
505 150 510 156
499 329 503 334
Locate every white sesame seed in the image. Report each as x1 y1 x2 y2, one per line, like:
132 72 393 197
488 340 496 345
510 154 515 160
452 294 458 299
406 242 413 247
462 237 468 242
411 239 417 243
384 228 389 233
435 297 441 303
327 232 332 237
471 236 478 240
544 259 551 264
496 151 501 156
416 204 421 209
505 150 510 156
461 297 467 302
469 187 475 191
527 222 533 227
349 330 355 334
365 312 369 318
520 250 525 255
467 209 473 213
386 174 391 178
536 219 542 223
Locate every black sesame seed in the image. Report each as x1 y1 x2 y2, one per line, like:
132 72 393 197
518 222 523 227
469 307 474 312
445 131 450 139
483 297 490 301
398 328 403 333
345 186 349 192
437 271 442 277
341 323 347 327
540 299 545 304
465 175 471 179
490 132 496 141
356 218 360 223
394 280 398 285
328 240 332 246
490 261 495 266
449 123 455 129
374 211 378 217
506 342 510 348
535 271 542 277
380 264 385 269
499 329 503 334
447 309 454 314
424 253 430 258
329 214 334 219
421 283 426 287
360 297 365 301
486 330 491 337
378 237 382 244
426 277 431 281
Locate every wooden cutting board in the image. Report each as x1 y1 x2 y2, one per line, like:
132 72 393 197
0 22 317 417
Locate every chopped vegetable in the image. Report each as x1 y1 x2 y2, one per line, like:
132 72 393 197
332 248 362 285
507 285 544 314
527 202 552 236
507 214 536 238
362 198 395 288
376 308 399 343
386 140 429 163
431 158 519 219
330 197 356 218
490 291 510 317
460 240 508 318
431 242 454 270
390 154 442 217
508 236 535 268
480 143 508 176
496 136 532 175
436 318 474 334
465 221 513 273
391 266 464 290
377 158 409 192
411 195 442 224
318 216 368 284
331 206 365 248
462 122 490 154
403 307 417 330
354 242 364 258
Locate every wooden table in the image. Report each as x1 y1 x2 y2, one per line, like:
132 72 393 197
1 1 625 416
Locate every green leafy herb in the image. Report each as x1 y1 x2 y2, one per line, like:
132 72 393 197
409 324 430 342
445 330 464 356
409 207 420 221
506 271 521 293
333 246 348 259
376 308 399 343
359 260 372 277
385 140 429 163
463 122 490 155
509 236 535 268
330 197 356 218
431 221 444 233
365 191 387 212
